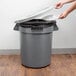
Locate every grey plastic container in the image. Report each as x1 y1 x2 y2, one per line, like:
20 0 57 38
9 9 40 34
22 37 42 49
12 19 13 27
14 19 58 68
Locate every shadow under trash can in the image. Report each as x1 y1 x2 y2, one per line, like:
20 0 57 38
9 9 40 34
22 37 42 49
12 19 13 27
14 19 58 68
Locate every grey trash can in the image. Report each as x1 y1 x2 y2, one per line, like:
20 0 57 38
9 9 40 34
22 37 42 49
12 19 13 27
14 19 58 68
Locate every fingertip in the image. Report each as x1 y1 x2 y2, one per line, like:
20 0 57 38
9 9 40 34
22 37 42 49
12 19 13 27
58 14 63 19
59 16 65 19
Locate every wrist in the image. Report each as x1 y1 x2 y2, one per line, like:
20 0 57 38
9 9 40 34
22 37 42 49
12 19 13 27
61 0 74 4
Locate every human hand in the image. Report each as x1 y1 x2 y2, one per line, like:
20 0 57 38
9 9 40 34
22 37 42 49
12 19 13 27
55 1 64 9
55 0 75 9
59 11 69 19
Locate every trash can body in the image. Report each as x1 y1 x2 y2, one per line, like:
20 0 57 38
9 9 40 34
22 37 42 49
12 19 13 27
20 32 52 68
14 19 58 68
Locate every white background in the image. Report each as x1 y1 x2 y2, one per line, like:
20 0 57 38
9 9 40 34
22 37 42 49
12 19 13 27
0 0 76 49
